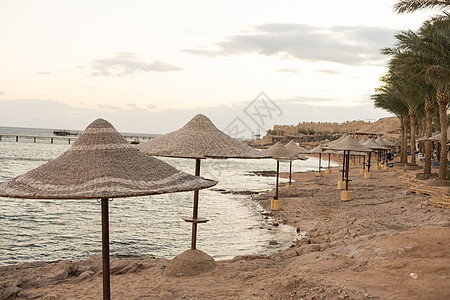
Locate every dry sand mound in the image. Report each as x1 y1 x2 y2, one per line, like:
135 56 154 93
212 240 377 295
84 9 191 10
164 249 216 276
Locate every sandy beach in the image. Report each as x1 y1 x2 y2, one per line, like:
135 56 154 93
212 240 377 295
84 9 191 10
1 162 450 300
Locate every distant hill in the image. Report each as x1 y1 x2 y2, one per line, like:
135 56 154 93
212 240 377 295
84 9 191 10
356 116 400 136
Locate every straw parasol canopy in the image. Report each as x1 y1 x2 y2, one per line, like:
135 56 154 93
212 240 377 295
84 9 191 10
426 129 450 142
138 114 267 159
325 135 371 153
327 133 348 147
0 118 217 300
309 144 326 154
362 138 386 172
285 140 310 154
263 142 300 199
138 114 268 268
263 141 299 162
359 137 368 144
362 138 389 151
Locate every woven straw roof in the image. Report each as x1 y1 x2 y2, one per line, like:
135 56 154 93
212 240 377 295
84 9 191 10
322 133 348 152
0 119 217 199
263 142 299 162
374 137 392 147
362 138 389 150
309 144 327 154
328 133 347 145
285 140 310 154
324 135 371 152
137 114 267 159
426 128 450 141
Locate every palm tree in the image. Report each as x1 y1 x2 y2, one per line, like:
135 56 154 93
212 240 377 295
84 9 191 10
417 18 449 179
383 30 437 172
371 84 410 163
381 17 449 178
380 69 423 164
393 1 450 179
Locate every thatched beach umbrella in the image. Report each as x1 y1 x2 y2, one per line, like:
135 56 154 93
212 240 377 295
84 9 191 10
0 119 217 300
138 114 267 252
323 134 348 172
324 135 371 200
363 138 388 173
285 140 310 155
309 144 328 175
285 140 309 185
263 142 299 201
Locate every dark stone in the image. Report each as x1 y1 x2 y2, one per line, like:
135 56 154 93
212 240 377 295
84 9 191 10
415 173 438 180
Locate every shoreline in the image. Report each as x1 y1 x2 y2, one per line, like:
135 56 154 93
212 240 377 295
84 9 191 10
2 164 450 299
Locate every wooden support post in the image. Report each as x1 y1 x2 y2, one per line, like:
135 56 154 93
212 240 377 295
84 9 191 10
289 161 292 185
191 159 201 250
101 198 111 300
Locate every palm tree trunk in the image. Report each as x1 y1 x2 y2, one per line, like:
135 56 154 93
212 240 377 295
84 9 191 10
435 108 441 132
401 117 408 163
417 120 423 138
409 109 417 164
437 90 448 180
424 97 434 174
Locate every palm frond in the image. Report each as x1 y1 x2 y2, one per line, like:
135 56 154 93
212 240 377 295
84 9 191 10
394 0 450 14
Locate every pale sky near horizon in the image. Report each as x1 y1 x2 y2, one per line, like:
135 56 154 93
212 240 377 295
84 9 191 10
0 1 433 137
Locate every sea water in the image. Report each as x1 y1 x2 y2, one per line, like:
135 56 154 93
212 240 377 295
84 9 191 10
0 129 334 266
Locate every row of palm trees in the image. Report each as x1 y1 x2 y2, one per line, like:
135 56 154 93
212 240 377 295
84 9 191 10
371 0 449 180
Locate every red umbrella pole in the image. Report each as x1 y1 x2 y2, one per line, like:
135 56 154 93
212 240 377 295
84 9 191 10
101 198 111 300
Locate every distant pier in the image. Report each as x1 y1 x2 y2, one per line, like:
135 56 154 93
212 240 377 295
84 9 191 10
0 134 154 144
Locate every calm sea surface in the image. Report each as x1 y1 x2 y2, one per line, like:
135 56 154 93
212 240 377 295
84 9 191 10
0 127 334 266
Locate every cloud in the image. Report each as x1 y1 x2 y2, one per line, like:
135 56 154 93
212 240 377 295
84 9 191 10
147 103 157 110
185 23 395 66
126 103 137 108
313 69 341 75
276 68 301 74
0 91 4 95
35 72 52 75
98 104 119 110
91 53 183 77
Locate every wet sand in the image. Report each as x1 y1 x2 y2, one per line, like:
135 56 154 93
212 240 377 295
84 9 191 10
1 162 450 299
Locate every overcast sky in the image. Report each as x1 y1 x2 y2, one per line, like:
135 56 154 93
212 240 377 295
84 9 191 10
0 1 432 137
